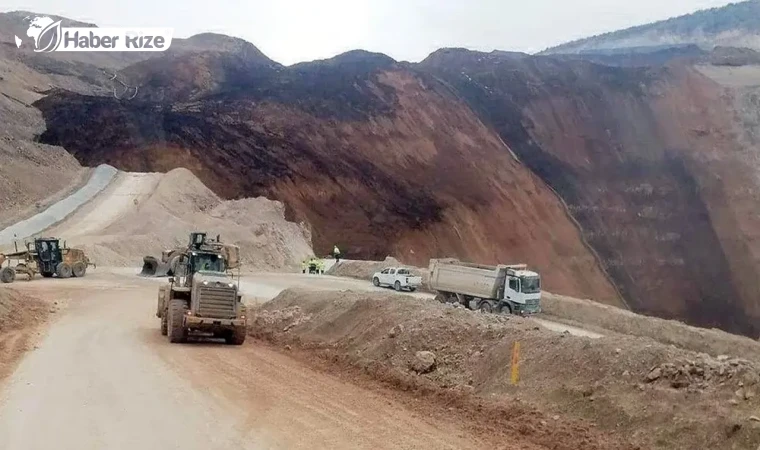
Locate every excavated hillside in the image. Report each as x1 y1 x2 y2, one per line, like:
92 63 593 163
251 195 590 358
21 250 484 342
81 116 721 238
420 49 760 336
31 49 621 305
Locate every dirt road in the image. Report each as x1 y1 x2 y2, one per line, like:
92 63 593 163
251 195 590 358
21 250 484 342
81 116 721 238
47 172 161 237
0 164 117 247
0 272 529 450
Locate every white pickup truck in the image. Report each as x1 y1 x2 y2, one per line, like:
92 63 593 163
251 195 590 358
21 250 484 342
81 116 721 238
372 267 422 292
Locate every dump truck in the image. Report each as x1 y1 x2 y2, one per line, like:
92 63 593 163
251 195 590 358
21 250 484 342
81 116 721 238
156 232 247 344
428 259 541 314
0 237 94 283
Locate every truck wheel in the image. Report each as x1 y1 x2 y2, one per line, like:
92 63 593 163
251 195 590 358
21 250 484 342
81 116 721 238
394 281 401 291
226 327 246 345
168 299 188 343
434 293 447 303
477 300 494 314
498 303 513 315
72 262 87 278
373 277 380 287
0 267 15 284
160 314 168 336
56 263 73 279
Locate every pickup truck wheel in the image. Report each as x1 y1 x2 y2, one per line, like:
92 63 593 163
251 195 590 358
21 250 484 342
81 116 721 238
478 300 494 314
409 287 417 292
373 277 380 287
394 281 401 292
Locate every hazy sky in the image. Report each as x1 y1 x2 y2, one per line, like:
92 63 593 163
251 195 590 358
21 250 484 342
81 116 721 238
1 0 736 65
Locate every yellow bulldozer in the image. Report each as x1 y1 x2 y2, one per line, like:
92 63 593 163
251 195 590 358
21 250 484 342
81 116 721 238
0 237 94 283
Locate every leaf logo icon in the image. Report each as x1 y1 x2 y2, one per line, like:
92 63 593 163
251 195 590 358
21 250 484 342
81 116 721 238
35 20 62 53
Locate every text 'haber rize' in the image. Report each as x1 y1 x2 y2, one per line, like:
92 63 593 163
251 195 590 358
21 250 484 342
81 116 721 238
62 31 166 49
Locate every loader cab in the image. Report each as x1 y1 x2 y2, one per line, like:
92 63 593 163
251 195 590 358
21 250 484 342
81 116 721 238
189 232 207 249
34 238 63 274
189 252 226 275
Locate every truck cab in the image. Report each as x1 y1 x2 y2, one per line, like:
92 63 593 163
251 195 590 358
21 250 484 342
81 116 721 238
504 267 541 314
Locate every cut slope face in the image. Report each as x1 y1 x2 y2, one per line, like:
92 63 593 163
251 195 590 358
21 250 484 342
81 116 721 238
420 49 760 336
33 57 621 304
45 168 313 271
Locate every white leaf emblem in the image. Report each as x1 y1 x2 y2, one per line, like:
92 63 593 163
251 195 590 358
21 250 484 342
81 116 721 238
35 20 62 53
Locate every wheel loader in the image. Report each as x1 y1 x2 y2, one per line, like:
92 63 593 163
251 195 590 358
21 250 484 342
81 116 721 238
156 232 247 345
0 238 94 283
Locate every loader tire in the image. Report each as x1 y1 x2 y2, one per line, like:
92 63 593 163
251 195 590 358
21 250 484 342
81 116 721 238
72 262 87 278
168 299 188 343
56 263 72 279
160 314 168 336
373 277 380 287
226 327 246 345
0 267 15 284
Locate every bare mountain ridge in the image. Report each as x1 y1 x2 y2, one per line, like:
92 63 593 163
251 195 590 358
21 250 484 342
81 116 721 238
545 0 760 55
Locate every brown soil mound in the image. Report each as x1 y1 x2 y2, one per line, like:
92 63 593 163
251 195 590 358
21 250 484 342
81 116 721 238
66 168 314 270
542 292 760 360
252 288 760 450
0 288 48 381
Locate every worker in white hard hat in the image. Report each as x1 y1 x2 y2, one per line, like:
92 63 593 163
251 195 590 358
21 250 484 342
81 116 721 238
333 245 341 264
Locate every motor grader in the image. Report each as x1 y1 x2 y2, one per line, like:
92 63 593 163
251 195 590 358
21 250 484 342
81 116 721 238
0 237 94 283
156 232 247 345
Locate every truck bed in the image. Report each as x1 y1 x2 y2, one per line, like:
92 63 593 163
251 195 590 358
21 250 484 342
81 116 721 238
428 259 507 299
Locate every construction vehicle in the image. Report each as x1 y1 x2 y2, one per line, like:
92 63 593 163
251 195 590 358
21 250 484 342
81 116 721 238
0 237 94 283
141 247 184 277
428 259 541 315
156 232 247 345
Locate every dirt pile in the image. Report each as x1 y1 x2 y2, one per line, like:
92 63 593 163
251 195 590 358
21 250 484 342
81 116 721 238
252 288 760 450
54 168 313 270
645 355 760 393
0 288 48 382
541 292 760 360
0 289 47 331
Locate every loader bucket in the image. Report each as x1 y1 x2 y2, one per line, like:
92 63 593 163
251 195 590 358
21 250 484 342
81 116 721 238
141 256 169 277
